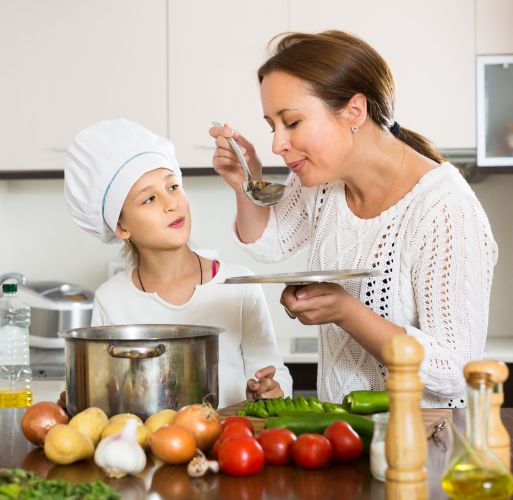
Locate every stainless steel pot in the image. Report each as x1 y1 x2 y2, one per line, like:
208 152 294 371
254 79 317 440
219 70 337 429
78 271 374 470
60 324 222 419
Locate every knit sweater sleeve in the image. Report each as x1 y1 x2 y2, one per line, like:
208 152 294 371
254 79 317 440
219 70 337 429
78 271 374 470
239 284 293 397
235 174 324 262
402 188 498 401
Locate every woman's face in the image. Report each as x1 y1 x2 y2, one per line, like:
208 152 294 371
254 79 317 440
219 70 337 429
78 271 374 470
260 70 354 186
116 168 191 251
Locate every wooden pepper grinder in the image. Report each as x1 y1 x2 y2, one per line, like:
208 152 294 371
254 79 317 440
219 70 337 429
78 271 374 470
463 359 510 469
383 335 428 500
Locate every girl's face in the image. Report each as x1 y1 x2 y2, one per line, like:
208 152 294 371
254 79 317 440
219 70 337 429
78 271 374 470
260 70 355 186
115 168 191 251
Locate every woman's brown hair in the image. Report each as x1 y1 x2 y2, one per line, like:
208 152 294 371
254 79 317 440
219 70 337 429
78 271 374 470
258 30 445 164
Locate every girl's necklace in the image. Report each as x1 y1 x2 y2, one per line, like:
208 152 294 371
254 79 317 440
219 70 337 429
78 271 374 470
137 251 203 293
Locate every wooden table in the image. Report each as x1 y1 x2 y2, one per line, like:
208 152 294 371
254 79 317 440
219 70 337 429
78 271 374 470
2 408 513 499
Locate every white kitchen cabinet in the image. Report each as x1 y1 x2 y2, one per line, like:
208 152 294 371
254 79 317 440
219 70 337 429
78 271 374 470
168 0 288 167
0 0 167 172
476 0 513 54
289 0 476 149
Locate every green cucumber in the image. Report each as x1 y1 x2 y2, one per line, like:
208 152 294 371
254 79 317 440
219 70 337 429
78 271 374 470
264 411 374 453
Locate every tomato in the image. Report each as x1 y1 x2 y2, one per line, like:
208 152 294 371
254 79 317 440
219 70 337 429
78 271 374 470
218 436 265 476
323 421 363 462
220 422 254 440
221 416 254 434
211 428 249 458
256 428 296 465
292 433 332 469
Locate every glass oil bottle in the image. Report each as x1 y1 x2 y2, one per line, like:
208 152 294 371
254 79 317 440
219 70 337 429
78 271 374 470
441 371 513 499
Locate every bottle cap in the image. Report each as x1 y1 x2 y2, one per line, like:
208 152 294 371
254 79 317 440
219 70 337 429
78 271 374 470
1 283 17 293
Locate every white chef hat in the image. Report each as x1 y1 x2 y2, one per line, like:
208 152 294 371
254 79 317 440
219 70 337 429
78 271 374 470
64 119 182 243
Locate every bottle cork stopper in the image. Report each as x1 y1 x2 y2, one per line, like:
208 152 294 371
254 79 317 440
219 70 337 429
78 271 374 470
463 359 508 384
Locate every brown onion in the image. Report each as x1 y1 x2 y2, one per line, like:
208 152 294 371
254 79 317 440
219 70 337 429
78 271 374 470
149 424 197 464
21 401 69 446
173 403 222 451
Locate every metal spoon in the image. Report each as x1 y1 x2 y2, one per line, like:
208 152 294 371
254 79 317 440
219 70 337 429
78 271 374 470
212 121 289 206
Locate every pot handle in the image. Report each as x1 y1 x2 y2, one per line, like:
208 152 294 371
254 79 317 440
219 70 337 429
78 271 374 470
108 344 166 359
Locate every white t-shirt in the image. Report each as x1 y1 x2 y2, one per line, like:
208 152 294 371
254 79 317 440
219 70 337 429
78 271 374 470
236 163 498 408
91 261 292 408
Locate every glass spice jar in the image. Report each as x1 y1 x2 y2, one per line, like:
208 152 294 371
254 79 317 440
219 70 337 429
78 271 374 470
370 412 389 481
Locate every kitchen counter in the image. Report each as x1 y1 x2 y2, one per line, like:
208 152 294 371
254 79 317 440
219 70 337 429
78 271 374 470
2 406 513 499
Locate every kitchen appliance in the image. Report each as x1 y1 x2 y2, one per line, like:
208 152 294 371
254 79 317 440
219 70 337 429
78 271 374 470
61 324 222 419
0 273 94 379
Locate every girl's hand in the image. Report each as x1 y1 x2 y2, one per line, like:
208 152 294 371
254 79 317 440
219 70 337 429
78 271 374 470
280 283 358 326
209 123 262 191
246 365 284 400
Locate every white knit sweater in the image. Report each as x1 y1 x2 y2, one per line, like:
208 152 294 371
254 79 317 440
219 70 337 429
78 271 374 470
237 163 498 408
91 261 293 408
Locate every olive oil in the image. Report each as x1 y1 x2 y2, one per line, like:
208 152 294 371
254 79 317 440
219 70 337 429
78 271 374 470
0 282 33 408
441 371 513 500
441 463 513 499
0 388 33 408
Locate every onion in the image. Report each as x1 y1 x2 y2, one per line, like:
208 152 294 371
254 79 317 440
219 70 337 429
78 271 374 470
149 424 197 464
21 401 69 446
173 403 222 451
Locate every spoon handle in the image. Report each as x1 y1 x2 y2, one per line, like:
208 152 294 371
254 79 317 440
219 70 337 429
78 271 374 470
212 121 252 181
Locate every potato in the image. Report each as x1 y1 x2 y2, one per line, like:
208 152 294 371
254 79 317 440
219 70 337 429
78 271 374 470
44 424 94 464
108 413 143 425
69 407 108 446
145 409 177 434
101 420 150 449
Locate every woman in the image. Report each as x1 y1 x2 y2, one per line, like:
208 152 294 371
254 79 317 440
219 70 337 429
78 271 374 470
210 31 498 407
64 119 292 407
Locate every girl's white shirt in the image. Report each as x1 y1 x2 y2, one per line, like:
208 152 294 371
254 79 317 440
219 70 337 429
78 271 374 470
91 261 293 408
236 163 498 408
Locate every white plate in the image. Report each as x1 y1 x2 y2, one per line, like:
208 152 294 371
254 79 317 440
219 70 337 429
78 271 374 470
222 269 380 286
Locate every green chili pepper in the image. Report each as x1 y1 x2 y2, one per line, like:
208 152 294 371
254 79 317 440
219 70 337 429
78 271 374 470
296 395 312 412
255 401 269 418
265 398 276 416
284 397 295 412
322 402 347 414
307 396 325 413
341 390 389 415
274 398 287 415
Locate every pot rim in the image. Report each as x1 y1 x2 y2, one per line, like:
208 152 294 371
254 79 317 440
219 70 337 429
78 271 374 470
59 323 224 341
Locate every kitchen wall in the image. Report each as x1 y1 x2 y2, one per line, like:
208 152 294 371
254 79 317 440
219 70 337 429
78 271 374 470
1 0 513 357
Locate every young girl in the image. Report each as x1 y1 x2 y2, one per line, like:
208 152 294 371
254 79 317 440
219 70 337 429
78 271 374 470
64 119 292 408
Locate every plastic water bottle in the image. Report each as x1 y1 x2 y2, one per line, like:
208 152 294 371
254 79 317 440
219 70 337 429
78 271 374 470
0 282 32 407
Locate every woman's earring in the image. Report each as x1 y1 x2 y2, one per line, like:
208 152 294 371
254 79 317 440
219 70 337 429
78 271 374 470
351 124 359 133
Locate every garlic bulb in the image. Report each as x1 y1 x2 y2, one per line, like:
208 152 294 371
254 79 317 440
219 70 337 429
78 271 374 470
187 449 219 478
94 418 147 479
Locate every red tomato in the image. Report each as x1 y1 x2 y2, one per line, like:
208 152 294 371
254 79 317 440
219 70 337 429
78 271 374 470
218 436 265 476
221 422 253 439
323 421 363 463
292 433 332 469
212 427 252 459
256 428 297 465
221 416 254 434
